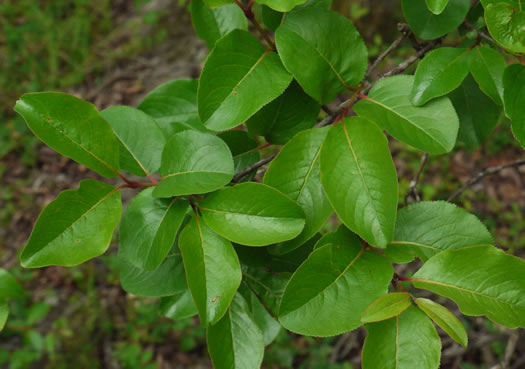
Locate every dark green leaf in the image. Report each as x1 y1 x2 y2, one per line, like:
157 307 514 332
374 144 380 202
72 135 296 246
0 269 24 299
198 30 292 131
0 302 7 331
264 127 332 253
469 46 507 105
200 183 305 246
320 117 398 248
179 217 241 326
246 81 320 145
402 0 470 40
386 201 493 263
242 267 290 317
313 224 356 250
154 130 234 197
262 5 283 31
14 92 120 177
217 130 258 156
410 47 471 106
503 64 525 147
484 1 525 54
354 75 459 154
21 180 122 268
279 236 394 336
362 306 441 369
275 7 367 103
255 0 308 11
160 290 199 320
119 188 189 271
361 293 412 323
413 246 525 328
101 106 166 177
203 0 234 7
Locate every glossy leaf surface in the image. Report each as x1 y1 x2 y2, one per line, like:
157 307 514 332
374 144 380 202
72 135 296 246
21 180 122 268
275 7 367 103
485 1 525 54
160 290 199 321
413 246 525 328
200 183 305 246
469 46 507 105
279 236 394 336
361 292 412 323
426 0 449 14
320 117 398 248
14 92 120 177
179 217 241 326
354 75 459 154
154 130 234 197
264 127 332 253
198 30 292 130
386 201 493 263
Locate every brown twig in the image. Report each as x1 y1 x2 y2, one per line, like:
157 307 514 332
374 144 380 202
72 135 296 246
404 153 429 205
366 24 411 79
464 21 500 48
232 152 278 182
448 158 525 202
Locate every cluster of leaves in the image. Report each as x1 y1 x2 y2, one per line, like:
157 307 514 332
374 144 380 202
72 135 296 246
7 0 525 368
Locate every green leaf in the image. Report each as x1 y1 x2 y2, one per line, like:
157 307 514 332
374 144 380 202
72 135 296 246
217 130 258 156
469 46 507 105
415 297 468 347
137 79 205 137
503 64 525 147
361 293 412 323
313 224 356 250
246 81 320 145
255 0 308 11
426 0 449 14
275 7 367 103
119 188 189 271
207 293 264 369
320 117 398 248
354 75 459 154
198 30 292 131
264 127 332 253
362 306 441 369
21 180 122 268
14 92 120 178
160 290 199 320
402 0 470 40
200 183 305 246
242 267 290 316
485 2 525 54
278 236 394 336
119 249 187 297
191 0 247 49
0 302 7 331
386 201 493 263
0 269 24 299
203 0 234 8
450 74 502 147
410 47 471 106
153 130 234 197
413 246 525 328
179 217 241 326
101 106 166 177
262 5 284 31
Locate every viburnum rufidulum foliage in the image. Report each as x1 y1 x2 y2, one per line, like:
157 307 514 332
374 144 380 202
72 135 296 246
11 0 525 367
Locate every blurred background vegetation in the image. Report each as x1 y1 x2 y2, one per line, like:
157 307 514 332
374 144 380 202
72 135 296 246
1 1 524 368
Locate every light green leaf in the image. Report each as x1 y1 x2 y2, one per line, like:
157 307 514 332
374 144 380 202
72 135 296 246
0 302 7 331
450 74 502 147
485 2 525 54
207 293 264 369
255 0 308 11
191 0 247 49
119 188 189 271
0 269 24 299
179 217 241 326
386 201 493 264
354 75 459 154
275 7 367 103
198 30 292 131
246 81 320 145
160 290 199 320
426 0 449 14
137 79 205 137
413 246 525 328
320 117 398 248
14 92 120 178
362 306 441 369
503 64 525 147
402 0 470 40
200 183 305 246
153 130 234 197
101 106 166 177
264 127 332 253
469 46 507 105
279 236 394 336
361 292 412 323
410 47 471 106
21 180 122 268
415 297 468 347
119 249 187 297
